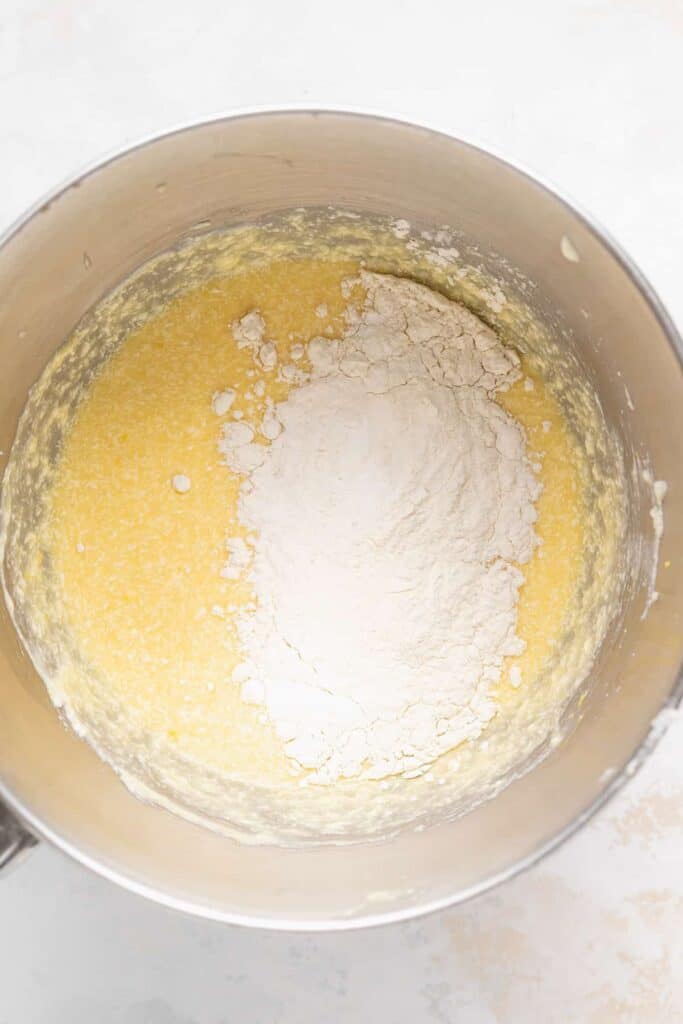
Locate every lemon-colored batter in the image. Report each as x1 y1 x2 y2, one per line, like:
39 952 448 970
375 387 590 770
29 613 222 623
46 257 585 790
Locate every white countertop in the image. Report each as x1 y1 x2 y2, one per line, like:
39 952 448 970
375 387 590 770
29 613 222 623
1 1 682 1020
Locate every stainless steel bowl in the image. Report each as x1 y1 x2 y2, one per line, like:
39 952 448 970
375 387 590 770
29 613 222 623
1 110 682 929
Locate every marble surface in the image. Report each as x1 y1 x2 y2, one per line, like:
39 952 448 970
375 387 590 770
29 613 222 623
1 0 682 1020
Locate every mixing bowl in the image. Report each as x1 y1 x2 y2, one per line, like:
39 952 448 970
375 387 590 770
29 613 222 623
0 110 681 929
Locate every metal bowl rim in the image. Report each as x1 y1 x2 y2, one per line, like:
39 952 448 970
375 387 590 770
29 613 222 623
1 105 681 931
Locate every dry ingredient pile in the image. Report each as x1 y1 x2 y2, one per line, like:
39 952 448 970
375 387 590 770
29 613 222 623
222 272 541 781
6 251 600 841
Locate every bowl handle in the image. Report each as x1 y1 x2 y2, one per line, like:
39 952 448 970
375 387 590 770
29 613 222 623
0 799 37 875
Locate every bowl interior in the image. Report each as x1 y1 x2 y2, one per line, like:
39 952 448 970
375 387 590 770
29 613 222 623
1 112 682 927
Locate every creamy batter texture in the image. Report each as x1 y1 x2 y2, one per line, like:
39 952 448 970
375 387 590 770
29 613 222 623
0 213 626 843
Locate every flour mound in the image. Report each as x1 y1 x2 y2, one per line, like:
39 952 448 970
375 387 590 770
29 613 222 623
220 272 541 782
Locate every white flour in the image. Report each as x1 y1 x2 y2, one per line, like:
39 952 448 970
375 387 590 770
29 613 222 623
219 272 541 782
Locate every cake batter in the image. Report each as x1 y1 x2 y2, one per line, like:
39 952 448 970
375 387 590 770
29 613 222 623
45 258 585 791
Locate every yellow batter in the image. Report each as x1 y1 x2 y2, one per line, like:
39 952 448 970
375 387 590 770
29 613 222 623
45 257 585 790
